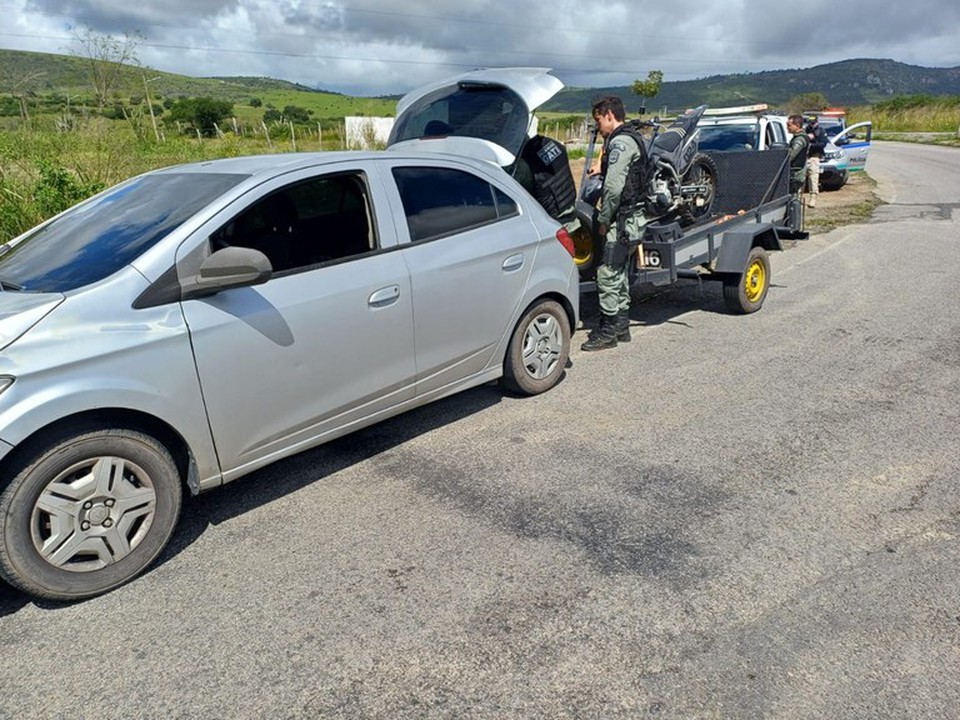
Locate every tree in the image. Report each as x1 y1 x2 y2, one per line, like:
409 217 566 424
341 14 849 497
282 105 311 124
786 92 831 115
167 97 234 136
69 29 142 111
250 98 262 108
631 70 663 114
2 69 46 126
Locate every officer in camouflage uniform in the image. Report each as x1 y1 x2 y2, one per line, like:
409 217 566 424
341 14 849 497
787 114 810 197
582 96 647 352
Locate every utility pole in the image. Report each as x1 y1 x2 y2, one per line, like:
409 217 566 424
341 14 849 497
142 74 161 142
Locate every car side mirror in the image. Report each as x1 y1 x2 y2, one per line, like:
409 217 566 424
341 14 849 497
134 246 274 309
185 246 273 299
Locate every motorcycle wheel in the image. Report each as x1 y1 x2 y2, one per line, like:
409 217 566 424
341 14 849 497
677 153 718 226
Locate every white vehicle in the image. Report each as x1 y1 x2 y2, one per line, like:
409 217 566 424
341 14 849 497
697 104 850 190
696 104 790 152
809 109 873 185
0 149 579 601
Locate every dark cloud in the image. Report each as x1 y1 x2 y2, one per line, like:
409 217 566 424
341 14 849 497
27 0 240 33
9 0 960 95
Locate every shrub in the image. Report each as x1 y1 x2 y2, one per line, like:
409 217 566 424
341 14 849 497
167 97 234 136
33 161 104 218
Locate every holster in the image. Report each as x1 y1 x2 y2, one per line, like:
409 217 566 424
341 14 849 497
604 213 641 267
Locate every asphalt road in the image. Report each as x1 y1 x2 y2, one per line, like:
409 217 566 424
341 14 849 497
2 141 959 719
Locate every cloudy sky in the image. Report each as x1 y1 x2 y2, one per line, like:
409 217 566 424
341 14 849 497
3 0 959 95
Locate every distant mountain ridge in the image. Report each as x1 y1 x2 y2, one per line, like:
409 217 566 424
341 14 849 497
545 59 960 113
1 49 957 112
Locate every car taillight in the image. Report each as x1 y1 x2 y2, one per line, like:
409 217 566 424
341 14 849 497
556 227 576 258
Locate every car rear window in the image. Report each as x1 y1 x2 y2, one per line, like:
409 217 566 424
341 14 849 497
0 172 247 292
389 85 530 158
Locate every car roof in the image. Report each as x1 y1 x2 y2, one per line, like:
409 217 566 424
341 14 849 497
146 148 508 180
149 151 386 177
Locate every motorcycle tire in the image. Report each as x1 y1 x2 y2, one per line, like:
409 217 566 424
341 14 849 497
677 153 718 226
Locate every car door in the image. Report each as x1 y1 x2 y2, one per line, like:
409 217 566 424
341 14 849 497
178 164 416 478
383 160 537 395
766 116 788 148
831 121 873 172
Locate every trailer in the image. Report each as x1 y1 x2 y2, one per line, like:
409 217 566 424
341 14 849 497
576 146 807 314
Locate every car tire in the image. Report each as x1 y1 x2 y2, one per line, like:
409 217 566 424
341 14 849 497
820 172 848 191
0 428 182 601
723 246 770 314
502 299 570 396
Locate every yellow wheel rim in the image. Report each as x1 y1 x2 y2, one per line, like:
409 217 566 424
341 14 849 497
744 259 766 303
572 227 593 267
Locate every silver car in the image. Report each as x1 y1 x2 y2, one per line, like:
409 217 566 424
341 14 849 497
0 149 579 600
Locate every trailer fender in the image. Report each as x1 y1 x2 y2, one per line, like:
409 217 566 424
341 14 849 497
714 223 781 274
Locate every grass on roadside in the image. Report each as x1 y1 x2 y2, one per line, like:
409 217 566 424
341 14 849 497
803 173 884 234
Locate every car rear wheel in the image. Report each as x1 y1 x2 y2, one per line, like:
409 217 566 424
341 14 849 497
502 299 570 395
0 428 182 601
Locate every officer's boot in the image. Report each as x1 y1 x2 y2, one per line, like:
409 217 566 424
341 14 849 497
581 314 618 352
615 310 631 342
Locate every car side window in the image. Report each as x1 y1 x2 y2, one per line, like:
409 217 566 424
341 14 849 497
391 166 518 243
210 172 376 273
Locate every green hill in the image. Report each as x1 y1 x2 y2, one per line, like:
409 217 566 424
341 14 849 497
3 49 959 117
0 49 395 118
546 59 960 114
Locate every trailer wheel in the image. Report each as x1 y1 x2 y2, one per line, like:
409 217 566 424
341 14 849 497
723 246 770 314
571 225 596 275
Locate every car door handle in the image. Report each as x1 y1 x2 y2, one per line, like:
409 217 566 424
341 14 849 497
502 253 524 272
368 285 401 308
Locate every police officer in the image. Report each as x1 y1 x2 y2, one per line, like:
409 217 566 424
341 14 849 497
581 96 647 352
787 114 810 198
804 115 827 208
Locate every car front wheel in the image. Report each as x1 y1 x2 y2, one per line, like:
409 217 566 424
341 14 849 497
0 428 182 601
502 299 570 395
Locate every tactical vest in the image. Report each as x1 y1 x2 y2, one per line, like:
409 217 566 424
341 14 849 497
789 134 810 170
602 121 650 220
519 135 577 220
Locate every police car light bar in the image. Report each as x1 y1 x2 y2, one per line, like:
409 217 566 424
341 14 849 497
701 103 769 116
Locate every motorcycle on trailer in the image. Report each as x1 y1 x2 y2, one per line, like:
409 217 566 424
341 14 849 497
574 105 718 275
